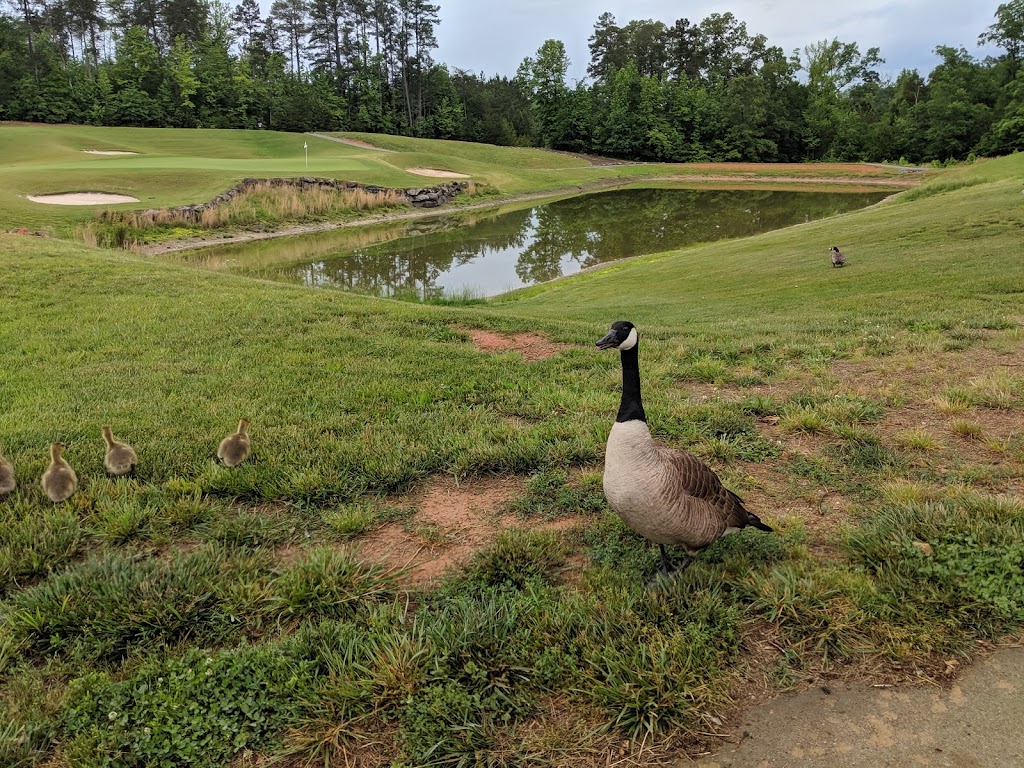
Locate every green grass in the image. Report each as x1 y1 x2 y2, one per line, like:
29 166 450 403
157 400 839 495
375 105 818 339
0 132 1022 766
1 124 911 236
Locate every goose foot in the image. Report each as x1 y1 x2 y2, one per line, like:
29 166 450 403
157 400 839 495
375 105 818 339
649 546 697 584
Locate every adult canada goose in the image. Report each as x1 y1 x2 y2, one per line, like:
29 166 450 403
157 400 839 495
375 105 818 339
218 419 251 467
597 321 773 574
102 425 138 477
830 246 846 268
42 442 78 503
0 448 14 496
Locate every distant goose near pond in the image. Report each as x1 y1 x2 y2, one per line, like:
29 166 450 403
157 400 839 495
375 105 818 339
830 246 846 267
597 321 773 575
102 425 138 477
42 442 77 503
218 419 251 467
0 448 14 496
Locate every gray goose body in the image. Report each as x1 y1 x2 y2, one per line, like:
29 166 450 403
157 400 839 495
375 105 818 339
830 246 846 267
598 321 772 571
0 450 14 496
604 421 751 550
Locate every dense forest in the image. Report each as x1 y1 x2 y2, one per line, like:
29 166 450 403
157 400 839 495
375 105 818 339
1 0 1021 163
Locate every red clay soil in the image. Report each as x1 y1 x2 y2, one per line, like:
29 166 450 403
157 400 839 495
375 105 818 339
467 329 570 362
358 475 582 586
682 162 901 176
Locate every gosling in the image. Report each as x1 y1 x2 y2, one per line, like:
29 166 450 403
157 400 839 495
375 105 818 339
102 425 138 477
42 442 78 503
218 419 251 467
0 448 14 496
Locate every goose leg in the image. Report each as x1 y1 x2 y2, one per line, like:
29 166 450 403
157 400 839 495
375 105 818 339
658 544 673 575
677 554 695 572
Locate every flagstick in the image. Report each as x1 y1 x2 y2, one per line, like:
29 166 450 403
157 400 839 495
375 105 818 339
304 141 308 168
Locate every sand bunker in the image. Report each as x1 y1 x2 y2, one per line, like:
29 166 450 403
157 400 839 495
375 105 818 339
82 150 139 155
27 192 140 205
406 167 471 178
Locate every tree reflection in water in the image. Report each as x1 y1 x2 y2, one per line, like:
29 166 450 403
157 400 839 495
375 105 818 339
169 188 888 299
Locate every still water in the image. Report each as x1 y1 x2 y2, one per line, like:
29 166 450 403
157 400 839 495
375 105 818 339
167 187 889 299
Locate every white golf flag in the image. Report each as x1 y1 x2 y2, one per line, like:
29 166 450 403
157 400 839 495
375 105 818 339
304 142 308 149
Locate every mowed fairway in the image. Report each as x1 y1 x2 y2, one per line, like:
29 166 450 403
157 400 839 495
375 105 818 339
0 133 1022 767
0 125 462 230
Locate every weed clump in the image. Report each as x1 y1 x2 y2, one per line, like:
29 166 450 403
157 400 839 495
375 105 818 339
270 546 396 622
503 469 606 519
4 550 232 664
456 528 568 592
63 645 307 767
0 501 81 596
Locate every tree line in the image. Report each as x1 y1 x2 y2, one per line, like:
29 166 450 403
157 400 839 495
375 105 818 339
1 0 1021 163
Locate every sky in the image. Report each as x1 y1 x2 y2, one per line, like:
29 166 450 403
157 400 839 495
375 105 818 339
434 0 1001 82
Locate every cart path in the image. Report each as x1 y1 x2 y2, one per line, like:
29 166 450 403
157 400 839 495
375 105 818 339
690 647 1024 768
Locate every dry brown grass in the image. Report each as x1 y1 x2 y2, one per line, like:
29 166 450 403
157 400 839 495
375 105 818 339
87 182 411 247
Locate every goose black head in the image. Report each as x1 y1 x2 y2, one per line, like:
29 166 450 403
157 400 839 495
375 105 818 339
831 246 840 252
596 320 638 351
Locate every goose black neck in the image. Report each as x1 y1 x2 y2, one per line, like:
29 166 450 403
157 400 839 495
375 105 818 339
616 344 646 423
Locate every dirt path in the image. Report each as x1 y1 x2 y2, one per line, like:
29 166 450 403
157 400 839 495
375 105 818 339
691 647 1024 768
139 174 911 257
305 132 393 151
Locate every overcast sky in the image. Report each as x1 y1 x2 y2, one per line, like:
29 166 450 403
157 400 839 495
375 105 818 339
434 0 1001 82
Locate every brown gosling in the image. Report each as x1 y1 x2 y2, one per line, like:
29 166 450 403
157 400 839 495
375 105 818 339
0 447 15 496
42 442 78 503
102 425 138 477
218 419 251 467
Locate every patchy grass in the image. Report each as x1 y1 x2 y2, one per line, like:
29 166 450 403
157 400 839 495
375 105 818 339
0 147 1021 766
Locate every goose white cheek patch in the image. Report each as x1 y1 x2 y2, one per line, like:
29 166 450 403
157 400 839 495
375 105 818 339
618 328 638 351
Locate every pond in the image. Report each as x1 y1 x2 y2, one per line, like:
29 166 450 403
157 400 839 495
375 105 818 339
167 187 890 299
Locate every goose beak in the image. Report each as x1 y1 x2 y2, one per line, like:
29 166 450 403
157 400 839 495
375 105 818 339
596 330 619 350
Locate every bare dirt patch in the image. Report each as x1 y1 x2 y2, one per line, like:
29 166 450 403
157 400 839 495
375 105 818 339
358 475 522 584
683 162 906 177
357 475 584 586
27 192 140 205
81 150 138 155
467 328 571 362
406 167 471 179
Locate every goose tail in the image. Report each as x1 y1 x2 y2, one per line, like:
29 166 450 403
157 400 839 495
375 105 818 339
726 489 774 532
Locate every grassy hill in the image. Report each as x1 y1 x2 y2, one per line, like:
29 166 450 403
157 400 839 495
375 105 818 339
0 135 1021 767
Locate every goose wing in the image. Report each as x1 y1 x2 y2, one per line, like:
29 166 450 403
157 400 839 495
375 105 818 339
660 447 753 528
